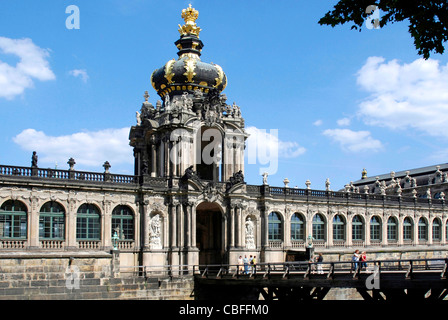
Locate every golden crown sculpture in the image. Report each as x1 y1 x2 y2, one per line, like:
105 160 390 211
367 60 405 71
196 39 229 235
178 4 201 36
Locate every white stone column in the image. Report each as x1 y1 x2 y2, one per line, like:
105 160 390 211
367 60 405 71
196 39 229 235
191 203 196 248
66 198 77 248
28 196 39 248
103 201 112 248
229 205 235 248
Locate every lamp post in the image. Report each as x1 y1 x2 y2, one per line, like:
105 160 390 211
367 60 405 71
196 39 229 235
112 231 119 251
306 234 314 261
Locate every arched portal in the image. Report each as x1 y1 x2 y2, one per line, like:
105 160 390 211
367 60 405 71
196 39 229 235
196 202 224 265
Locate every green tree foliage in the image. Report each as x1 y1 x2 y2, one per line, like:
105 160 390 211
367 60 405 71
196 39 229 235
318 0 448 59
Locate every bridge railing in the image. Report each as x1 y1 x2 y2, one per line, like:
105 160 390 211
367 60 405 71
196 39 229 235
192 258 448 279
117 258 448 280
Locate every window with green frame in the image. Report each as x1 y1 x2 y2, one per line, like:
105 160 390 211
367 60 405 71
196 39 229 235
268 212 282 241
352 215 364 241
290 213 304 241
76 204 101 240
312 214 325 241
370 216 381 241
403 217 413 241
387 217 397 241
333 214 345 241
432 218 441 241
39 202 65 240
111 205 134 240
0 200 27 239
418 218 427 241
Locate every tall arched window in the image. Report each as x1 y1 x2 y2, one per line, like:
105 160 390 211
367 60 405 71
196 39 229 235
268 212 282 241
112 205 134 240
76 204 101 240
432 218 441 242
352 215 364 241
312 214 325 241
0 200 27 239
403 217 413 241
333 214 345 241
370 216 381 242
290 213 304 241
39 202 65 240
387 217 398 241
418 218 428 241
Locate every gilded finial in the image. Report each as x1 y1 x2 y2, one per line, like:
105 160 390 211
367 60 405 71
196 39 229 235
362 168 367 179
178 4 201 36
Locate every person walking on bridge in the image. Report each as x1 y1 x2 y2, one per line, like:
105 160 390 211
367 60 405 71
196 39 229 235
352 250 360 271
316 253 324 274
360 251 367 270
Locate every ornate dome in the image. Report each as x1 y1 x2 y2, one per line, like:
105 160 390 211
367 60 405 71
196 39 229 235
151 5 227 99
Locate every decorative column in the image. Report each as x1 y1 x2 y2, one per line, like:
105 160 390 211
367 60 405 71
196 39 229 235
103 199 112 248
142 199 150 249
229 204 235 248
191 203 197 249
347 212 352 247
184 201 191 248
66 197 77 249
236 203 243 248
169 200 178 249
28 195 39 248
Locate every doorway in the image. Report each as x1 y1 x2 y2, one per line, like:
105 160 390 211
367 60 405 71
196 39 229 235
196 202 223 265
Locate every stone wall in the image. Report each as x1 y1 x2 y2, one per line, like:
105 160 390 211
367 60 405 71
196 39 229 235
0 252 194 300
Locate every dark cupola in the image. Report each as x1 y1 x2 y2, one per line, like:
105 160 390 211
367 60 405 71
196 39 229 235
150 4 227 100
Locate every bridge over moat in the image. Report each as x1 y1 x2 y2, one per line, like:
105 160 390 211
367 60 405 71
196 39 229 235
187 258 448 301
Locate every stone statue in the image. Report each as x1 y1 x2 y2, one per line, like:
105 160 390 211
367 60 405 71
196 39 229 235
262 172 268 185
31 151 38 168
245 217 255 249
149 214 162 249
325 178 331 191
136 111 141 126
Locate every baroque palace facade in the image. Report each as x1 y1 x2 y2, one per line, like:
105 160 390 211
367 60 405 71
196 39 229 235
1 5 448 271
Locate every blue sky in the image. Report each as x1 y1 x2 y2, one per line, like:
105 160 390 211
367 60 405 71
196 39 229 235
0 0 447 190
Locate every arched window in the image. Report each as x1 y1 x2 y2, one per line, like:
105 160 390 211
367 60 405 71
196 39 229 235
290 213 304 241
387 217 398 241
111 205 134 240
0 200 27 239
39 202 65 240
418 218 427 241
403 217 413 241
432 218 441 242
76 204 101 240
312 214 325 241
370 216 381 241
333 214 345 241
268 212 282 241
352 215 364 241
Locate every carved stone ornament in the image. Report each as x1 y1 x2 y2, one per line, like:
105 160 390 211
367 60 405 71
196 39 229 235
202 182 218 202
149 214 162 249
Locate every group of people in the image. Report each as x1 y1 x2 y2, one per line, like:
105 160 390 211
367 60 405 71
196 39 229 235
238 255 257 274
309 250 368 273
351 249 368 270
310 252 324 274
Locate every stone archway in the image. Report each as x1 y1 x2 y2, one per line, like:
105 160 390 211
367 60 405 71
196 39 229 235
196 202 224 265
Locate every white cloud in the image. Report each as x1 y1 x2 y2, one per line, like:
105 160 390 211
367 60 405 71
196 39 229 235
313 119 323 126
356 56 448 138
0 37 55 99
13 128 132 170
337 117 351 126
323 128 383 152
246 126 306 159
69 69 89 82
